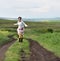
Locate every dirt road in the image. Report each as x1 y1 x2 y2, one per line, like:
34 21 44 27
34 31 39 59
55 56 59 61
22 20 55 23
28 39 60 61
0 38 60 61
0 37 16 61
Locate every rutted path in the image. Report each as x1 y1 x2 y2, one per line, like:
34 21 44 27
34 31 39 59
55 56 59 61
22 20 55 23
1 38 60 61
27 39 60 61
0 36 16 61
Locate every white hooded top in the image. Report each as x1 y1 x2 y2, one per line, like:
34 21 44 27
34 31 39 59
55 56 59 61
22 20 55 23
14 21 28 29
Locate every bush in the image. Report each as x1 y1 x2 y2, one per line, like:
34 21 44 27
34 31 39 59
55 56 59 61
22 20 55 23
47 28 53 33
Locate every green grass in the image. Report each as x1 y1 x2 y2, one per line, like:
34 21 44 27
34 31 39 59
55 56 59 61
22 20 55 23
5 39 30 61
0 19 60 61
25 32 60 57
0 31 12 46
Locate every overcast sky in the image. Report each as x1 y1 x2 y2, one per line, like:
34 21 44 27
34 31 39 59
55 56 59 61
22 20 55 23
0 0 60 18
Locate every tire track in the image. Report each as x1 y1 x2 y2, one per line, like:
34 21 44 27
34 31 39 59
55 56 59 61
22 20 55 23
0 37 16 61
27 39 60 61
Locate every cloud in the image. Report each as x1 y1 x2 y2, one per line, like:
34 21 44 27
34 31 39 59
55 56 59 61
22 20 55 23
0 0 60 18
15 0 50 14
16 6 50 13
28 6 50 13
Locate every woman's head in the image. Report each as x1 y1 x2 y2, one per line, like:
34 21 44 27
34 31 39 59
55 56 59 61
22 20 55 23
18 17 22 22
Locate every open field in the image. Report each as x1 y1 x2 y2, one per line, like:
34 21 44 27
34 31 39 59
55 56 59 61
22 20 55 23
0 19 60 61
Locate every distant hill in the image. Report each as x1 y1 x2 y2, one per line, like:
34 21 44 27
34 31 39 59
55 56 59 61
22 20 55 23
0 17 60 22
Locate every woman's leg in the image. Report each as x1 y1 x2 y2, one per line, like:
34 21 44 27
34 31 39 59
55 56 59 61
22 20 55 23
19 33 23 42
17 29 24 42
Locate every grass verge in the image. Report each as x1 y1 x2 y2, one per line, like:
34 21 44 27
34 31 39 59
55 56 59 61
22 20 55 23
4 39 30 61
25 32 60 57
0 31 12 46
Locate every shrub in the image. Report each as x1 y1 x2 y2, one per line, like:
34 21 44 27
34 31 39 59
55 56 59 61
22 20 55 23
47 28 53 33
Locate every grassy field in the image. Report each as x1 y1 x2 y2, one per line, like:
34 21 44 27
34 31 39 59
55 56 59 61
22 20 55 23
0 19 17 46
5 39 29 61
25 32 60 57
0 19 60 61
0 31 13 46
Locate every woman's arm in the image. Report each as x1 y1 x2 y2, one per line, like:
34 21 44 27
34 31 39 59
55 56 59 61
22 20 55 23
23 21 28 27
14 23 18 25
14 22 18 25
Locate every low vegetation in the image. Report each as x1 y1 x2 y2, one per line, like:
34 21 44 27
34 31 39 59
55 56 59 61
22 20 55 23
0 19 60 61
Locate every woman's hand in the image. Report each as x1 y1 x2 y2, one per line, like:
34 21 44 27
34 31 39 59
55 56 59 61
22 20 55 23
25 24 28 27
14 23 17 25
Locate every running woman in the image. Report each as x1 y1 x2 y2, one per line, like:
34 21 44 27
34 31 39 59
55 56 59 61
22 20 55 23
14 17 28 42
